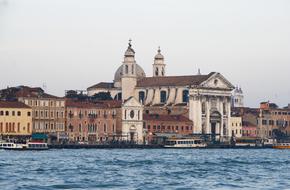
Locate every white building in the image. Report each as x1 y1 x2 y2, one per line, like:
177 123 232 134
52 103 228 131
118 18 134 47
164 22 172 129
88 41 235 142
231 86 244 108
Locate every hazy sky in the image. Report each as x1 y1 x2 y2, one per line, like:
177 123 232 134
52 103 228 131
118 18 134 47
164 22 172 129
0 0 289 107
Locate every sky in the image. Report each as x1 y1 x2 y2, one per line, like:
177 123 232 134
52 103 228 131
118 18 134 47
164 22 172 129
0 0 289 107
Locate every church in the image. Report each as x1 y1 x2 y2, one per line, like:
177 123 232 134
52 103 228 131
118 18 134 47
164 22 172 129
87 40 235 143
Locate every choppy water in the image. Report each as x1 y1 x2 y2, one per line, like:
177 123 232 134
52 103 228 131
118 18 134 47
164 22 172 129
0 149 290 190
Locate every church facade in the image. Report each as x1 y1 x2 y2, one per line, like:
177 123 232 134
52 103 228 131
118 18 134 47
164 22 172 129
87 41 235 143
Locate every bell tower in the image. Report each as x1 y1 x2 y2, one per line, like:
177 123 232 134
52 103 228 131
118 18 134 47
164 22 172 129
121 39 138 101
153 47 166 77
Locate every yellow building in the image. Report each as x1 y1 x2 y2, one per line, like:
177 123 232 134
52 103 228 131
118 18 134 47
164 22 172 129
230 116 242 138
0 101 32 137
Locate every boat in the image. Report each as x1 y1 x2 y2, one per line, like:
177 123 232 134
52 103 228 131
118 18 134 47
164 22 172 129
262 138 276 148
235 137 257 147
273 143 290 149
0 141 49 150
164 138 207 148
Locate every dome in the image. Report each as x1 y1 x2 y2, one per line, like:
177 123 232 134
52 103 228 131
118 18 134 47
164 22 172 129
154 47 164 60
114 64 146 82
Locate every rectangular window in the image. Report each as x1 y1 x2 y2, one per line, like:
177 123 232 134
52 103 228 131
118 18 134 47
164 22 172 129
262 120 267 125
160 91 167 103
17 111 21 116
27 123 30 133
27 112 31 117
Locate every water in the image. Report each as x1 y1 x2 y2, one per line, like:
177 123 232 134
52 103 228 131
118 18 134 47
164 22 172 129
0 149 290 190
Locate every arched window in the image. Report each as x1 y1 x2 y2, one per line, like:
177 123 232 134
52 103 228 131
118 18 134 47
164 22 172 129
161 67 165 76
114 93 122 100
125 65 129 74
139 91 145 103
132 65 134 74
182 90 189 103
104 124 107 132
160 91 167 103
155 68 159 76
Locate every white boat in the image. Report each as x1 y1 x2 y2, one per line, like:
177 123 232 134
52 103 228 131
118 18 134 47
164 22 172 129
0 141 49 150
0 142 24 150
164 138 207 148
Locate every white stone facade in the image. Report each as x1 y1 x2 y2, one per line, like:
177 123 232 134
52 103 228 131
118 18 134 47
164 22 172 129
231 86 244 108
121 97 144 143
87 41 235 140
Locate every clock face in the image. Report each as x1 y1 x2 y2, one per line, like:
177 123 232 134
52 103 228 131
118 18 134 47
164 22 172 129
130 110 135 119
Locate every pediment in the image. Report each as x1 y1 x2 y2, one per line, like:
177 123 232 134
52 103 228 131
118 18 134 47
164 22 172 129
200 73 234 90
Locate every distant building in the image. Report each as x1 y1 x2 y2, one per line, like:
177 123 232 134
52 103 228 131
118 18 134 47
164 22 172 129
87 41 235 141
231 86 244 108
232 102 290 140
0 86 66 142
257 102 290 139
143 113 193 144
0 101 32 139
66 100 121 143
229 116 242 138
242 121 257 138
121 97 144 143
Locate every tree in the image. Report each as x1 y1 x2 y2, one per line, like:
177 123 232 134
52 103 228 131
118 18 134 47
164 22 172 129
91 92 113 101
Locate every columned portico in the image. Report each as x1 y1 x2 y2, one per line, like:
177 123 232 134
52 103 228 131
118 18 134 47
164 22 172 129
189 74 234 140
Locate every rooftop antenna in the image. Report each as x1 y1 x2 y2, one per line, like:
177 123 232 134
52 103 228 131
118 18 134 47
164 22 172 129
197 68 201 75
42 83 47 92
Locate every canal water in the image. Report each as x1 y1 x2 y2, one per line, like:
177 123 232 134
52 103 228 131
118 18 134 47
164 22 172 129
0 149 290 190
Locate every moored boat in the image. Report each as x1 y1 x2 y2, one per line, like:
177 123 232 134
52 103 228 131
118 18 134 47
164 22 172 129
164 138 207 148
0 141 49 150
273 143 290 149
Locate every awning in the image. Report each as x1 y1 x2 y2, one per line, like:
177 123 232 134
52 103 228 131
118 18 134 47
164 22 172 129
32 133 48 140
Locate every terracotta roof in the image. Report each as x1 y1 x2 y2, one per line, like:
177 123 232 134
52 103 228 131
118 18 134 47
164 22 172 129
15 88 60 99
66 100 122 109
87 82 115 90
95 100 122 108
143 114 192 123
0 101 31 109
136 73 214 87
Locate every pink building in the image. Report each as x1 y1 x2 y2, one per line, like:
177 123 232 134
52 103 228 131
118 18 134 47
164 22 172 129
242 121 257 138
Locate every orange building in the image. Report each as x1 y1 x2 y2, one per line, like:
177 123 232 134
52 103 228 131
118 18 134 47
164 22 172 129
143 114 193 143
66 100 122 143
